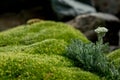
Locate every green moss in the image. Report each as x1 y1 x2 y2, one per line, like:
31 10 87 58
107 49 120 61
112 58 120 69
22 39 67 55
0 21 89 46
0 53 100 80
0 21 100 80
0 39 67 55
47 67 101 80
107 48 120 68
107 49 120 74
0 45 24 52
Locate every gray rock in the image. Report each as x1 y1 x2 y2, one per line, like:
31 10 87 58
90 13 119 21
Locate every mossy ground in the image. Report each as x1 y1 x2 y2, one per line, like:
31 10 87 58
107 49 120 61
0 21 101 80
107 49 120 69
0 53 101 80
0 21 89 46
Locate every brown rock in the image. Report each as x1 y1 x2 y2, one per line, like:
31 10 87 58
66 12 120 45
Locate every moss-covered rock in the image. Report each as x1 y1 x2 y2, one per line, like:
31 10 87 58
0 39 67 55
107 49 120 70
0 21 89 46
107 49 120 61
0 21 101 80
0 53 100 80
23 39 67 55
111 58 120 69
0 45 23 52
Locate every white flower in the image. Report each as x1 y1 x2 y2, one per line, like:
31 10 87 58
94 27 108 34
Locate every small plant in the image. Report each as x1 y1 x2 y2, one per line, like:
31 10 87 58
94 27 108 44
95 27 109 53
66 39 120 80
66 27 120 80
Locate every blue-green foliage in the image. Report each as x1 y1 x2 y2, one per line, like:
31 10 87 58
66 39 120 80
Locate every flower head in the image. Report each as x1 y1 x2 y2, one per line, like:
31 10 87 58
94 27 108 44
94 27 108 34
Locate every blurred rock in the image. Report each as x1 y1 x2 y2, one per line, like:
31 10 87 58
92 0 120 15
109 45 120 52
0 6 55 31
0 0 56 31
0 13 25 31
66 12 120 45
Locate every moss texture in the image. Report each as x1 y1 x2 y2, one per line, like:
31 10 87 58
22 39 67 55
107 49 120 70
0 21 89 46
0 53 100 80
112 58 120 69
107 49 120 61
0 21 101 80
